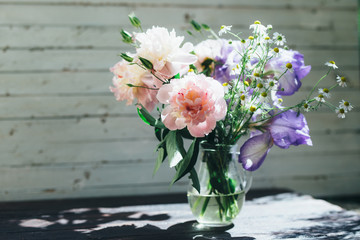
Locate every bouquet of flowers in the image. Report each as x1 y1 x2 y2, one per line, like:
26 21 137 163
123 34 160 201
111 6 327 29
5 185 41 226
109 14 353 225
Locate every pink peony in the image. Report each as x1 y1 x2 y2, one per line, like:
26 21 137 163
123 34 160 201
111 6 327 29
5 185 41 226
157 74 227 137
135 27 197 78
110 60 158 112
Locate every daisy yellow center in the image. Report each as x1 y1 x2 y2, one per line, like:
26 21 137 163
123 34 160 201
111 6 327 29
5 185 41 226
323 88 329 93
329 61 335 64
222 82 229 87
339 108 345 114
286 63 292 69
249 106 256 112
341 77 346 82
261 92 267 97
344 101 349 106
248 36 254 40
254 20 261 24
269 81 275 87
274 47 279 53
257 83 263 88
318 94 324 98
240 95 246 101
253 72 260 77
304 103 309 108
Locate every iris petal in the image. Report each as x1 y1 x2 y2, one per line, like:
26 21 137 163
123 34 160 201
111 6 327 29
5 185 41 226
239 132 273 171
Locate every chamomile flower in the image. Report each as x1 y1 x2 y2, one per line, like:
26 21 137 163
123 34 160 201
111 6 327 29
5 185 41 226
230 64 241 76
249 21 266 34
325 61 338 69
273 32 286 46
336 75 347 87
303 102 311 112
259 91 270 102
265 79 278 91
318 88 331 98
315 94 325 103
335 108 346 118
267 24 273 30
339 100 353 112
219 25 232 36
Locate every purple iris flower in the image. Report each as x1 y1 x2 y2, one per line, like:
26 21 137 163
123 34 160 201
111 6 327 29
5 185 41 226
213 40 245 84
239 110 312 171
266 49 311 96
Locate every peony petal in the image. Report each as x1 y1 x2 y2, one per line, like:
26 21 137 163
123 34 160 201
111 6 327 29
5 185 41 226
156 84 173 104
239 132 273 171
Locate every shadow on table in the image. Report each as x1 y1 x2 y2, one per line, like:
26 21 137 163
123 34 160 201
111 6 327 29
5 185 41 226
88 220 255 240
3 209 254 240
273 210 360 240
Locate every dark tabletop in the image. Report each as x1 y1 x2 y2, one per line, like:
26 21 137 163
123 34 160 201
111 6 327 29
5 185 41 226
1 190 360 240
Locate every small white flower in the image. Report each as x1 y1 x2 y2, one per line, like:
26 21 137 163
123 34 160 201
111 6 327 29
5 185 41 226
265 79 278 91
249 21 266 34
318 88 331 98
335 108 346 118
230 64 241 76
336 75 347 87
315 94 326 103
258 91 269 103
267 24 273 30
303 101 311 112
325 61 338 69
273 32 286 46
222 82 230 94
339 100 353 112
219 25 232 36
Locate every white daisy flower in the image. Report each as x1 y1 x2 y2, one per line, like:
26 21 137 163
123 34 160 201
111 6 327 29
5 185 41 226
219 25 232 36
303 101 311 112
249 20 266 34
258 91 269 103
339 100 353 112
325 61 338 69
315 94 326 103
230 64 241 76
273 32 286 46
336 75 347 87
335 108 346 118
265 79 278 91
318 88 331 98
267 24 273 30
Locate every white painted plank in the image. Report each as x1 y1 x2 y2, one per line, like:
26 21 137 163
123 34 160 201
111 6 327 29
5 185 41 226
0 25 358 49
0 117 155 144
0 49 357 72
1 129 359 167
0 0 356 8
0 5 356 30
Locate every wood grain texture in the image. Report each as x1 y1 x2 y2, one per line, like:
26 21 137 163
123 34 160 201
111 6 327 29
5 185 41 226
0 0 359 201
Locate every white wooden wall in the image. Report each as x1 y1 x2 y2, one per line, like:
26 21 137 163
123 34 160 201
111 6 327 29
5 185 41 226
0 0 359 201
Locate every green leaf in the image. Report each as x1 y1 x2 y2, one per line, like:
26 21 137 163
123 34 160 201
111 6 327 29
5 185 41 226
171 138 200 185
189 168 200 193
154 127 162 141
139 57 153 70
165 131 185 168
137 107 154 126
173 73 180 79
186 30 193 36
153 147 167 176
190 20 202 32
119 53 133 62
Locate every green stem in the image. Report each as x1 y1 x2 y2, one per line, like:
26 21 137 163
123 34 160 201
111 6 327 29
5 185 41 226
307 68 331 100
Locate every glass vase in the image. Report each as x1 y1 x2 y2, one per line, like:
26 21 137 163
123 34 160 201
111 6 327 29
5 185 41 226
187 142 252 227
